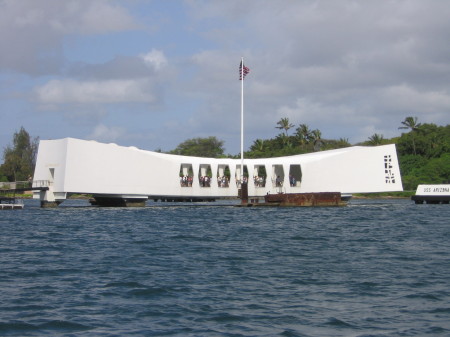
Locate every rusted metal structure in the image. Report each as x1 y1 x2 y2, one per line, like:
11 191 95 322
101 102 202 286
238 192 345 207
264 192 345 206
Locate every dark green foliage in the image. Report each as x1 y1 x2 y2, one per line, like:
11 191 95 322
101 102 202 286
321 138 352 150
399 155 428 176
0 173 8 182
169 136 225 158
1 127 39 182
363 134 389 146
397 123 450 158
400 154 450 190
396 123 449 190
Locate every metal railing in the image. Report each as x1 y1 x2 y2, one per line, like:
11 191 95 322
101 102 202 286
0 181 30 190
32 180 52 188
0 180 51 190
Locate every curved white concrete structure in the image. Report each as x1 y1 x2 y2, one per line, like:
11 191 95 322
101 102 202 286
33 138 403 205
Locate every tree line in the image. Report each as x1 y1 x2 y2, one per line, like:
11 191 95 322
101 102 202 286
2 117 449 190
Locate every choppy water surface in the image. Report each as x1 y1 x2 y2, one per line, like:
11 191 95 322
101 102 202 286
1 198 449 336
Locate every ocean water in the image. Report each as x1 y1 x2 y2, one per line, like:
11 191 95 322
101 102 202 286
0 198 449 337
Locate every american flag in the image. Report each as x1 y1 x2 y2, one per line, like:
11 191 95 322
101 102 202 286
239 61 250 80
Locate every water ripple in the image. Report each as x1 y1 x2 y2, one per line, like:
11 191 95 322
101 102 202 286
0 199 449 336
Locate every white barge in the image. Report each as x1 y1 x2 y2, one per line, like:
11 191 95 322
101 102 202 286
411 184 450 204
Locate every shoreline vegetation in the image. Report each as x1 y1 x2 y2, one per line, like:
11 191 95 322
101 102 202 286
352 191 415 199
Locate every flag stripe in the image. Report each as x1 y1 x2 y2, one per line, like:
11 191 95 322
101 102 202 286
239 61 250 80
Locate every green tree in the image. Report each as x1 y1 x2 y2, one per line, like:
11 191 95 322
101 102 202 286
397 123 449 158
401 154 450 190
398 154 428 177
321 138 351 150
311 129 323 151
367 133 385 146
295 124 312 148
337 138 351 148
275 117 295 136
399 116 422 155
399 116 422 131
1 127 39 182
169 136 225 158
276 133 292 148
251 139 265 152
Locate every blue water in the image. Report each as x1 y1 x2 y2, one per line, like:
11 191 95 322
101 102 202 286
1 198 449 337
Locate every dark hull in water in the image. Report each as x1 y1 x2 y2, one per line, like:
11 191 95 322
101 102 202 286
239 192 346 207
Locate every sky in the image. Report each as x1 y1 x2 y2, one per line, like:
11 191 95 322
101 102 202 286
1 0 450 161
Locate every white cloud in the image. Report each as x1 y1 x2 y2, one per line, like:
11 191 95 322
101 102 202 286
87 124 125 142
35 79 157 104
75 1 140 35
0 0 139 74
140 49 168 71
45 0 139 35
375 85 450 127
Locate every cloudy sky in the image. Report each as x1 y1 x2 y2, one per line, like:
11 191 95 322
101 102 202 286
1 0 449 159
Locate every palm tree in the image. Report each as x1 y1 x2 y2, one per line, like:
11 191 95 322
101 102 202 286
367 133 384 146
250 139 265 152
337 138 351 148
399 116 422 154
311 129 323 151
399 116 422 132
276 133 291 147
275 117 295 136
295 123 312 146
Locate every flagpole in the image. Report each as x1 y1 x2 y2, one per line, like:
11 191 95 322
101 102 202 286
240 57 244 183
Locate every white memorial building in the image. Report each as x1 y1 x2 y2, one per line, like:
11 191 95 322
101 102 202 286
32 138 403 206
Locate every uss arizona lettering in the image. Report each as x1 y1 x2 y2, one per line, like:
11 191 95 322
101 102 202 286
434 187 449 193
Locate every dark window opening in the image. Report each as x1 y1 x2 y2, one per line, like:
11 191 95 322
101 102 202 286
289 164 302 187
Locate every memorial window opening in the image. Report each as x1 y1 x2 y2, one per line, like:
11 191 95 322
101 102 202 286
253 165 267 188
179 164 193 187
198 164 212 187
217 164 230 188
272 164 285 188
235 164 248 188
289 164 302 187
